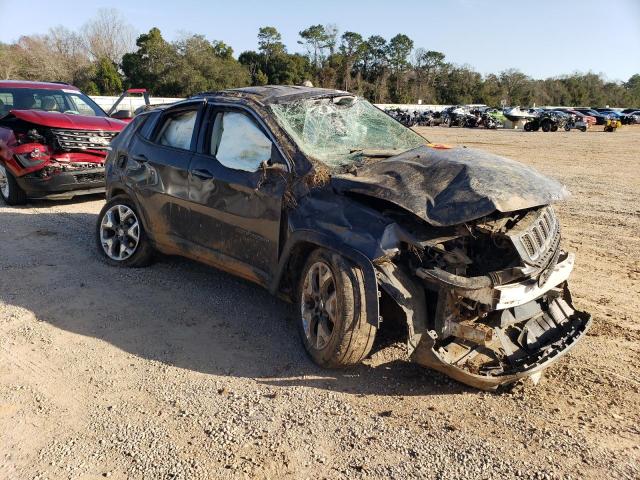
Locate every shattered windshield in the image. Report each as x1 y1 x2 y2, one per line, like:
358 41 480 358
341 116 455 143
270 96 426 167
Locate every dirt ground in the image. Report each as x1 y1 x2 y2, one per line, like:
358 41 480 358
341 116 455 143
1 125 639 480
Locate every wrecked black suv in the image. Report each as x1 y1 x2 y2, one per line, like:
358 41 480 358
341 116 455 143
97 86 590 390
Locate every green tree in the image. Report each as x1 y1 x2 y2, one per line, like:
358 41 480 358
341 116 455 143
339 31 364 90
122 29 248 97
499 69 532 105
386 34 414 102
386 34 413 74
121 28 178 94
625 74 640 105
238 50 265 85
211 40 234 60
298 24 333 68
92 57 122 94
440 65 483 104
257 26 286 58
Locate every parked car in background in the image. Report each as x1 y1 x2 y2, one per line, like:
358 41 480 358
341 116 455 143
96 85 590 390
620 110 640 124
0 80 126 205
573 108 607 125
555 108 596 126
593 108 622 118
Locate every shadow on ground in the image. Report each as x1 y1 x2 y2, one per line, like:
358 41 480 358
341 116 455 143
0 206 470 397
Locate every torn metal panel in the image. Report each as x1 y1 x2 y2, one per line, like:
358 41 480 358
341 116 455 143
375 260 427 354
411 283 591 391
331 145 570 227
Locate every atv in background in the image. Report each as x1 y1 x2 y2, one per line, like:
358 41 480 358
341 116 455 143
524 110 570 132
604 115 622 132
558 111 588 132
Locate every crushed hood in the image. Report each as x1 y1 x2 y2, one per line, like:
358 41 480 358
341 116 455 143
331 145 570 227
8 109 125 131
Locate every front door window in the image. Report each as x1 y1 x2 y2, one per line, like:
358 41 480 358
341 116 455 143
211 112 272 172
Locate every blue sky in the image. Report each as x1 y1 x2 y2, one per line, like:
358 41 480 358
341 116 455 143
0 0 638 81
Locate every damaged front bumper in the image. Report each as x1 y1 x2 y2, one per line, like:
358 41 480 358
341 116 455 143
380 252 591 391
15 167 105 199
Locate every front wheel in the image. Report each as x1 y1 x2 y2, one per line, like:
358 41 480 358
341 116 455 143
297 248 377 368
96 195 154 267
0 163 27 205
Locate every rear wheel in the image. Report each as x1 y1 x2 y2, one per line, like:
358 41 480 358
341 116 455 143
297 248 377 368
96 195 154 267
541 120 551 132
0 164 27 205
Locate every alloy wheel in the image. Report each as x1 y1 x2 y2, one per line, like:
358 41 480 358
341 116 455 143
99 204 140 261
301 261 338 350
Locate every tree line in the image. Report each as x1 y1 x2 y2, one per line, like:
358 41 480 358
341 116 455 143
1 9 639 107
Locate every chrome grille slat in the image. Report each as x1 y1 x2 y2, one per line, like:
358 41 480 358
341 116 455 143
51 129 118 151
532 227 543 247
513 206 560 267
522 234 536 257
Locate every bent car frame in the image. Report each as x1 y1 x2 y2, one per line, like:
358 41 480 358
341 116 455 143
97 86 591 390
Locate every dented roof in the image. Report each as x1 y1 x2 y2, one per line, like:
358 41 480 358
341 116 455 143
193 86 351 105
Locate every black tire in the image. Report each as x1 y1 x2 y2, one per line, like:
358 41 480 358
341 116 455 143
297 248 377 368
541 120 551 132
551 124 559 132
95 195 154 268
564 124 571 132
0 164 27 205
580 126 587 132
524 122 532 132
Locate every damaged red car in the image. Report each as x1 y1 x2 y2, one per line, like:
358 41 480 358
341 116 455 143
97 86 591 390
0 80 126 204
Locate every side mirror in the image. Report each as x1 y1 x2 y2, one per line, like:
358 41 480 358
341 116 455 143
111 109 134 120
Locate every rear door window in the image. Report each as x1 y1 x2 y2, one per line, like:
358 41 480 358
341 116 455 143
33 93 67 112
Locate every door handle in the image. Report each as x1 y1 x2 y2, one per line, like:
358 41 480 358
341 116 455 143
132 154 148 163
192 168 214 180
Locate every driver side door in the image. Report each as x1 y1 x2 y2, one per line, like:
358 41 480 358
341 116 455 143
187 106 289 284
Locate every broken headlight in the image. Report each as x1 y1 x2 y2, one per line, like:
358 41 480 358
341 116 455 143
14 147 49 168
